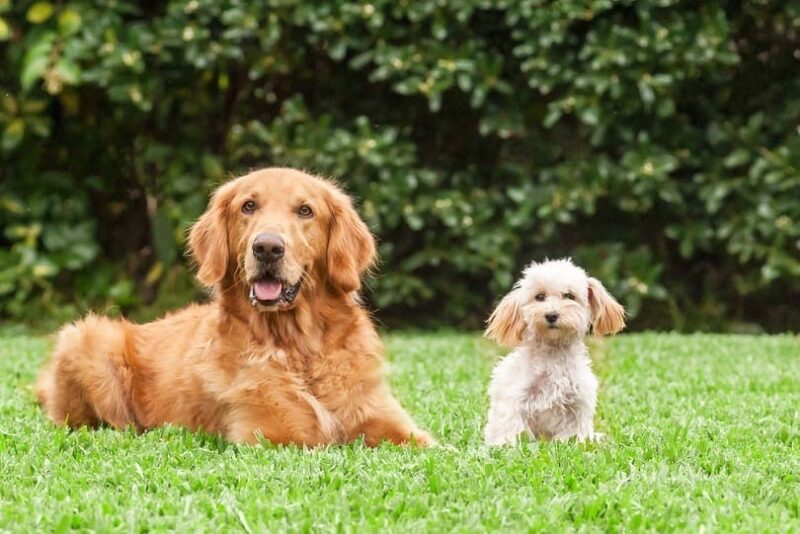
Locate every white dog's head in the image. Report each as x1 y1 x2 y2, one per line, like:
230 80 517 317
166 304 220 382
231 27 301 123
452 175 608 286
485 258 625 347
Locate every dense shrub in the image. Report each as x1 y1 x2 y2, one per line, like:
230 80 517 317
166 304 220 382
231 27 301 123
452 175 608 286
1 0 799 330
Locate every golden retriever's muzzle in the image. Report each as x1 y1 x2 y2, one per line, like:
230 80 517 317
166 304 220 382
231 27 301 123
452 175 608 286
248 233 303 308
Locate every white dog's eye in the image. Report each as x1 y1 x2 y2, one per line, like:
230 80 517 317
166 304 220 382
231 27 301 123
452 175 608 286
535 293 545 301
563 292 575 300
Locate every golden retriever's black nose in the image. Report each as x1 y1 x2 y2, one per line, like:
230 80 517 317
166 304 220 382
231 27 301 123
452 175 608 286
545 312 559 324
252 233 285 263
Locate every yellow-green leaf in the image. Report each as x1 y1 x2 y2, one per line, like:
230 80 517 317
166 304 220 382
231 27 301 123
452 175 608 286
55 59 80 85
0 195 25 215
0 16 10 40
32 261 57 278
0 93 16 115
22 99 48 113
59 91 79 114
0 0 10 13
58 9 81 35
145 262 164 285
26 2 54 24
2 119 25 151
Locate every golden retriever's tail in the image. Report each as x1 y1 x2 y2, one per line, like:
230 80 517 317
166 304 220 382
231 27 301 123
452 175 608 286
36 315 139 430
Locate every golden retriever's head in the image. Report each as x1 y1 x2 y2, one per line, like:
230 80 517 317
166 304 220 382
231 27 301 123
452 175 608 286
189 168 376 311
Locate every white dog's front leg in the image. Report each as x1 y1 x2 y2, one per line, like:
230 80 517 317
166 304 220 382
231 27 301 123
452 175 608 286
552 405 596 442
484 406 527 446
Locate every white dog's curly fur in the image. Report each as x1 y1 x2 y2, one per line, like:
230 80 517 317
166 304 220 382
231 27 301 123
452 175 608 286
483 259 625 445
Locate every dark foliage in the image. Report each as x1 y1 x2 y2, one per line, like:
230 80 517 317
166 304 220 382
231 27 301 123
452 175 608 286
1 0 798 330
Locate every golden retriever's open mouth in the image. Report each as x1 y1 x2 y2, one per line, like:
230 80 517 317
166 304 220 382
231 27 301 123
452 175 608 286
249 275 302 308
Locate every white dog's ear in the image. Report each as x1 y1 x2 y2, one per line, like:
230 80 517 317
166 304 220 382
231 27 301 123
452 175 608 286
485 289 525 347
588 277 625 336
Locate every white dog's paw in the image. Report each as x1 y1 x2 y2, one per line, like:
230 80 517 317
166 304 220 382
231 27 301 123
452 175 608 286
582 432 605 443
574 431 604 443
590 431 605 442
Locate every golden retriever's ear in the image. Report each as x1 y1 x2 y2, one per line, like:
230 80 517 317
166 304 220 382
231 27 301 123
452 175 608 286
326 187 377 293
588 277 626 336
188 184 232 286
485 288 526 347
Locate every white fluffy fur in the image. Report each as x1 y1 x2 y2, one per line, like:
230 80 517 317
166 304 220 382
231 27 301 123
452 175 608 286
484 258 625 446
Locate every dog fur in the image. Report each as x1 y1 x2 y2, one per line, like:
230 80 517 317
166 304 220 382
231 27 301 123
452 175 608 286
483 259 625 445
36 168 433 447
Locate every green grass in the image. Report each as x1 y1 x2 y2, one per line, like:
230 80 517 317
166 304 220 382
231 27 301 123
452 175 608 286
1 332 798 532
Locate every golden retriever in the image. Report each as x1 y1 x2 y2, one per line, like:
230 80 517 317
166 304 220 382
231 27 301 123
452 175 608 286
36 168 433 447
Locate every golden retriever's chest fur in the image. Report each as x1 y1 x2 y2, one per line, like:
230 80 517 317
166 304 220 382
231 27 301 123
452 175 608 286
130 302 384 445
230 345 381 442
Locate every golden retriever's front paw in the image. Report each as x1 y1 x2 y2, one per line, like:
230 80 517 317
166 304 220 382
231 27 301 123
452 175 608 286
410 429 437 447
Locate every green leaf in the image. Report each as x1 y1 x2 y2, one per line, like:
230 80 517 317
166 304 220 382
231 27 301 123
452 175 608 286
0 16 10 41
638 81 655 105
21 32 55 91
723 148 750 168
58 9 82 35
656 98 675 118
1 119 25 151
152 205 177 267
32 258 58 278
55 59 81 85
543 108 562 128
26 2 54 24
21 56 49 91
579 106 599 126
0 93 15 115
21 99 48 113
0 195 25 215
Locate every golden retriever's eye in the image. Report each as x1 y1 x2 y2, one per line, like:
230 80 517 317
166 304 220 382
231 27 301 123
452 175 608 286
564 292 575 300
297 204 313 218
242 200 257 214
535 293 545 302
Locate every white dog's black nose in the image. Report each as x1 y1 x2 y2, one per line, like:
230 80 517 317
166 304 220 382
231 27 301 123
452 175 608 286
545 312 559 324
252 233 285 263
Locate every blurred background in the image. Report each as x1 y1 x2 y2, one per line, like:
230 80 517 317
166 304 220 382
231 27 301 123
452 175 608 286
0 1 798 332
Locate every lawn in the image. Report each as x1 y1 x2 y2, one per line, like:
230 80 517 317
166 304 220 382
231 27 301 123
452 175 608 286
1 332 798 531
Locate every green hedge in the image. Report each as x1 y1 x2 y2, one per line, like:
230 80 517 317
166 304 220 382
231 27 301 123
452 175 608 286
1 0 799 330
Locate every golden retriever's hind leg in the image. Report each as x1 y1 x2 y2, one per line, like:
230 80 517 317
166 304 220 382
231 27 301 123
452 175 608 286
38 316 138 430
36 362 99 428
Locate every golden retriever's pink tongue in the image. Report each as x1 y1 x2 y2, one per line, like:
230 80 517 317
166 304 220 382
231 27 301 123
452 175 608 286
254 280 282 301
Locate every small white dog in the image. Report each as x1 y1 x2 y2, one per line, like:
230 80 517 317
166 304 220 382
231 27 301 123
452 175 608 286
483 258 625 445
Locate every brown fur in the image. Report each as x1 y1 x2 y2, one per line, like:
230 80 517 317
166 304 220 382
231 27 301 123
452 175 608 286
485 288 525 348
587 277 626 336
36 168 433 447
